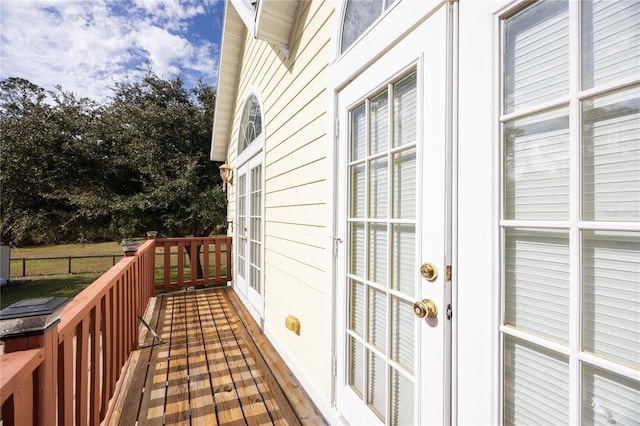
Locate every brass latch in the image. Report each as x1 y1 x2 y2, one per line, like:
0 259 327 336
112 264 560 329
420 262 438 281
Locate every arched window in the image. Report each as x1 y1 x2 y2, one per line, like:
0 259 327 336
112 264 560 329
341 0 397 53
239 94 262 155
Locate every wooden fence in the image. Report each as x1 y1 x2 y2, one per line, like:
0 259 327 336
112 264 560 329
10 254 120 277
0 236 232 425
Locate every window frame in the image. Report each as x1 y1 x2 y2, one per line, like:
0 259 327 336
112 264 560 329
338 0 400 56
498 1 640 425
237 90 264 164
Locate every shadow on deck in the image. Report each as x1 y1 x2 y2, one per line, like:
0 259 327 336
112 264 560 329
111 287 326 425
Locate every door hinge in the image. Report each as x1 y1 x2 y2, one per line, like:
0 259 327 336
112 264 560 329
446 265 452 281
335 118 340 138
446 304 453 320
331 356 337 376
332 236 343 257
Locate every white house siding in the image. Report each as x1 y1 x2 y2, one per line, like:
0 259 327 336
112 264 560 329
225 0 336 400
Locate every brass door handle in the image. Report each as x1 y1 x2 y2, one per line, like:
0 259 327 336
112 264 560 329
414 299 437 319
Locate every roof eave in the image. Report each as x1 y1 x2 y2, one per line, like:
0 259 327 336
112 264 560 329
210 2 245 162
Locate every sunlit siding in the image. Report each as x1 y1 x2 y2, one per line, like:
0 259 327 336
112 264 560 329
226 0 335 398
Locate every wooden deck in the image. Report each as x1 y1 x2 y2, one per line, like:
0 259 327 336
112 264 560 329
110 287 326 425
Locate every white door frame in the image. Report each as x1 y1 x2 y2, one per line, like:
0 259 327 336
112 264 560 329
330 3 453 424
235 151 265 322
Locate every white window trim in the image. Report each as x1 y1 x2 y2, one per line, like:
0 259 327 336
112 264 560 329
497 2 640 425
237 87 265 168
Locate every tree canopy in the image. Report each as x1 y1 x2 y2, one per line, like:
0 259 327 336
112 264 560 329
0 74 225 246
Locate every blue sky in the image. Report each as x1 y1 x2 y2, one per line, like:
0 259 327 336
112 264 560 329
0 0 225 102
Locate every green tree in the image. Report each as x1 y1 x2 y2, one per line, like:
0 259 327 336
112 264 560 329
101 72 225 239
1 78 109 244
1 74 225 251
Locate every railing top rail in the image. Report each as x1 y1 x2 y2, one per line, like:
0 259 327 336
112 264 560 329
156 236 231 243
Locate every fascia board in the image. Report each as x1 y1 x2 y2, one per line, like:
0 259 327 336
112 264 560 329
210 2 246 162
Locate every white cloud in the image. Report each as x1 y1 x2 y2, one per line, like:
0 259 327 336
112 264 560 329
0 0 220 102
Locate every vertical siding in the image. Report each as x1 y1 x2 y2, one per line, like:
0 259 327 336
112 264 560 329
227 0 335 398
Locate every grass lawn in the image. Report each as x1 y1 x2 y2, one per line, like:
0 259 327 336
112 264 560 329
1 241 230 309
0 273 102 309
2 242 123 309
9 241 124 278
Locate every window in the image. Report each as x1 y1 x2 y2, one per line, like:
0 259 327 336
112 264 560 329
341 0 396 53
239 94 262 155
501 1 640 424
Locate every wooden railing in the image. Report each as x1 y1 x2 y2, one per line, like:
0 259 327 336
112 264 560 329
154 236 232 290
0 236 231 425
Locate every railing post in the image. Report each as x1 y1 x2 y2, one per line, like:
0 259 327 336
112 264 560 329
0 297 70 426
120 240 139 257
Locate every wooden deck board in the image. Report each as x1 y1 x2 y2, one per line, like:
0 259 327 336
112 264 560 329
110 287 326 426
137 294 171 425
186 292 217 426
165 293 191 425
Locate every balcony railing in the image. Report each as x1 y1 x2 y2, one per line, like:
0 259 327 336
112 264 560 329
0 236 232 425
154 237 232 290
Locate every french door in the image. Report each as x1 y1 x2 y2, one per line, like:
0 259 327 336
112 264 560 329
335 5 451 425
236 154 264 318
491 0 640 424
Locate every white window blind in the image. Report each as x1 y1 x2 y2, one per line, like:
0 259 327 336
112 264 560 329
368 224 387 284
504 0 569 114
351 163 366 218
582 87 640 222
582 0 640 90
370 92 389 154
504 337 570 425
237 174 247 279
368 287 387 352
393 73 416 148
249 165 262 294
350 279 365 337
391 224 415 297
582 230 640 369
504 108 570 220
391 368 413 426
391 297 414 372
350 223 365 277
504 229 570 344
352 105 366 161
582 364 640 425
369 158 388 218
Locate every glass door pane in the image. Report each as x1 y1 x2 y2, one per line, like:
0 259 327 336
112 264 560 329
503 337 570 425
237 173 247 282
249 164 262 295
582 230 640 368
582 87 640 222
582 364 640 425
346 71 417 425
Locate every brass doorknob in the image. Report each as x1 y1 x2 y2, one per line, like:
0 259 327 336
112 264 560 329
420 262 438 281
414 299 437 319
